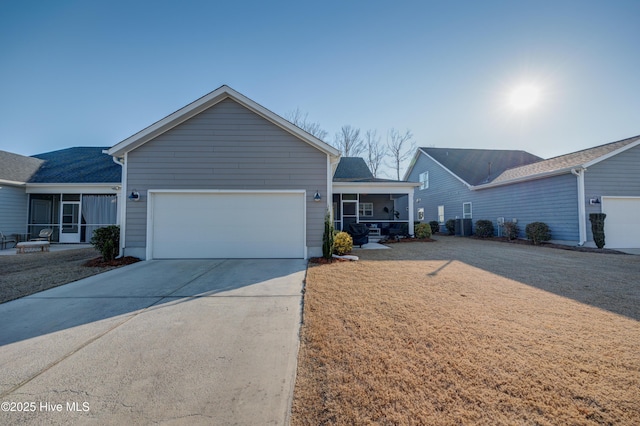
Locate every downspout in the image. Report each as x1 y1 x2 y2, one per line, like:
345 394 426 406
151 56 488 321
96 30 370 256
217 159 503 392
108 153 126 258
571 168 587 246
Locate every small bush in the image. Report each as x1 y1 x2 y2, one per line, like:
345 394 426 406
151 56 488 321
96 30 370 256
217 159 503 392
445 219 456 235
589 213 606 249
525 222 551 245
333 231 353 255
414 223 432 239
475 220 495 238
502 221 520 240
322 211 334 259
91 225 120 261
429 221 440 234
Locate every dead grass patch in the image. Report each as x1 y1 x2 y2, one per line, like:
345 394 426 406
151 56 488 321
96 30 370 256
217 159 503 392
292 238 640 425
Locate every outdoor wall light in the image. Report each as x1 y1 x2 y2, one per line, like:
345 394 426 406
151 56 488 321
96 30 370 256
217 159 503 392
313 191 322 202
128 190 140 201
589 197 601 205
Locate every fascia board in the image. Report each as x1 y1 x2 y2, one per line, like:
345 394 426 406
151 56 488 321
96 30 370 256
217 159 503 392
333 181 419 195
402 149 422 181
582 138 640 168
25 183 120 194
0 178 26 186
471 167 574 190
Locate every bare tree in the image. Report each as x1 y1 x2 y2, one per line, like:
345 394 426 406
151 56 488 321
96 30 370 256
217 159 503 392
364 129 385 177
386 128 415 180
333 125 365 157
285 107 328 141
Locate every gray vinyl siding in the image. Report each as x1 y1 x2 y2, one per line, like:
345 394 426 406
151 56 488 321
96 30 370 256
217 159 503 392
0 184 27 235
408 152 580 242
584 144 640 241
472 173 579 241
124 98 328 257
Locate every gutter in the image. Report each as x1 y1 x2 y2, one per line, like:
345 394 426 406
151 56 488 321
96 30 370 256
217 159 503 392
571 167 587 246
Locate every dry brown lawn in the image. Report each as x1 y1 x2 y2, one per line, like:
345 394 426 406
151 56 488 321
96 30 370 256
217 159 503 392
292 237 640 425
0 248 115 304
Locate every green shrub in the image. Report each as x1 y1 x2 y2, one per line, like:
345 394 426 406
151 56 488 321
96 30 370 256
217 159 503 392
322 211 334 259
90 225 120 261
589 213 606 249
525 222 551 245
429 221 440 234
445 219 456 235
475 220 495 238
333 231 353 255
414 223 432 239
502 221 520 240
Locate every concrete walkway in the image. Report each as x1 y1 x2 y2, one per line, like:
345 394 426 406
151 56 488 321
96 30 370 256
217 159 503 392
0 258 306 425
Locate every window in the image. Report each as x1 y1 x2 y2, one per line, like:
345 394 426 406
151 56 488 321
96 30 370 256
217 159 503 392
438 205 445 224
359 202 373 217
463 202 472 219
417 208 424 221
419 171 429 189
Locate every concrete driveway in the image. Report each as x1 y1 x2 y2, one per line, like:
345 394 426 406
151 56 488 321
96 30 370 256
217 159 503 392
0 258 306 425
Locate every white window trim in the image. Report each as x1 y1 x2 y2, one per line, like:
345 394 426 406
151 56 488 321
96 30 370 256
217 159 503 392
359 202 374 217
417 207 424 221
463 202 472 219
419 171 429 190
438 205 445 224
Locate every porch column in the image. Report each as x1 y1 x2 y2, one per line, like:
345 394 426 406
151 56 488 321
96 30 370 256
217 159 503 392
408 191 414 235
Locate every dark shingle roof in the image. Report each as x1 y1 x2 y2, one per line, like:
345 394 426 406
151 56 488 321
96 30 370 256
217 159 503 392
420 148 543 185
30 147 121 183
0 150 44 183
333 157 375 181
491 135 640 184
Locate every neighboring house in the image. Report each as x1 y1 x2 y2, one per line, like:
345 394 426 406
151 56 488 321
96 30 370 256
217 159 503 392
405 135 640 248
332 157 419 236
0 147 120 244
107 85 341 260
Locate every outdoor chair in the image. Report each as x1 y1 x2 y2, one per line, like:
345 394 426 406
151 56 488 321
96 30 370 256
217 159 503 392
1 231 17 250
31 228 53 242
387 223 406 238
348 223 370 247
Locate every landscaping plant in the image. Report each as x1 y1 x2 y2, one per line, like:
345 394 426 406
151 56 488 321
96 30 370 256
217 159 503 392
589 213 607 248
429 221 440 234
502 221 520 240
414 223 432 239
333 231 353 255
474 220 495 238
525 221 551 245
322 211 334 259
445 219 456 235
90 225 120 261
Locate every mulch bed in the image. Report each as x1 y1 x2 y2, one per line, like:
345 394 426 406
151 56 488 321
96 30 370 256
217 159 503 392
467 235 629 255
84 256 141 267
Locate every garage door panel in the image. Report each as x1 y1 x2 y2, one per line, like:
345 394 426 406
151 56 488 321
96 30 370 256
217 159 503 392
150 192 304 259
602 197 640 249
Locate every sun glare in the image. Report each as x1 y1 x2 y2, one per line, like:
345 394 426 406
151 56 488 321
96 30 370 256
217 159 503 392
509 85 540 111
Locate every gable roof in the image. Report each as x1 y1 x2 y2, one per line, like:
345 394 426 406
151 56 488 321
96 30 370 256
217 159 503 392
107 85 340 159
30 147 121 183
486 135 640 186
418 148 542 186
0 150 44 184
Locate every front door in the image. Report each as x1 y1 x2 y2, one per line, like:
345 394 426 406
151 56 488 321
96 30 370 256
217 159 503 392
60 201 81 243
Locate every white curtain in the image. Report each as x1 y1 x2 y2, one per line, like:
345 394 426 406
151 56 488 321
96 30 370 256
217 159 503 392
82 195 117 241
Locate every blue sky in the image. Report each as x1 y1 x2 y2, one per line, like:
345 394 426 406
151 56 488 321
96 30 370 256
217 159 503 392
1 1 638 177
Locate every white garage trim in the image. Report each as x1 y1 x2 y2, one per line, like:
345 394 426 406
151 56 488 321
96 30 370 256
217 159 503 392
601 196 640 249
146 189 306 259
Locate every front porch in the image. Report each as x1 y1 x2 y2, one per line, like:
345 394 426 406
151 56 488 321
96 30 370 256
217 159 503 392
332 180 419 237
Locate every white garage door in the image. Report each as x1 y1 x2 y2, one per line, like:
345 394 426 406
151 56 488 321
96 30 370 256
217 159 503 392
149 190 305 259
602 197 640 248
